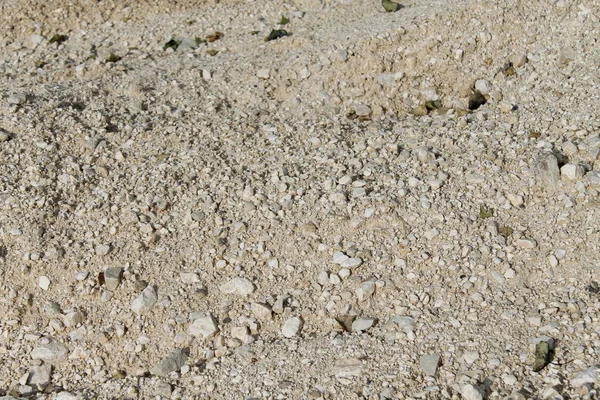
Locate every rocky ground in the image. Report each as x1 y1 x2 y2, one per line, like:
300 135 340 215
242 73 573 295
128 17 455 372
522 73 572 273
1 0 600 399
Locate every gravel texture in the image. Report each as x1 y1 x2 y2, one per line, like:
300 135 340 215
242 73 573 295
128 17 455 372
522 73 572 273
1 0 600 398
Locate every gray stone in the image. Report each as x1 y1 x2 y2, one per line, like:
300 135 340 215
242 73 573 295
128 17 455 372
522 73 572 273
63 311 85 327
356 280 375 302
55 393 78 400
7 93 27 105
130 285 158 315
351 317 376 332
0 129 10 142
387 316 415 333
332 251 363 268
219 277 255 296
151 348 189 377
251 302 272 320
461 384 483 400
561 163 585 180
331 358 362 378
188 315 219 338
95 244 111 256
31 338 68 364
353 104 371 117
180 272 200 284
281 316 303 338
571 366 598 388
420 354 441 376
27 365 52 387
543 154 560 187
104 267 122 290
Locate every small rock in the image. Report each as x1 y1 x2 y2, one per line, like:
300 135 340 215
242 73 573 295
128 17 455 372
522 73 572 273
257 68 271 79
180 272 200 283
95 244 111 256
515 238 537 249
356 280 375 302
332 251 362 268
475 79 491 94
150 348 189 377
587 171 600 186
461 384 483 400
353 104 371 117
219 277 255 296
352 317 376 332
387 316 415 333
7 93 27 105
571 366 598 388
27 365 52 387
251 302 272 320
543 154 560 187
104 267 122 290
463 350 480 364
55 392 78 400
0 129 10 142
63 311 85 327
331 358 362 378
281 316 303 338
31 338 68 364
30 34 45 46
561 163 585 180
188 315 219 338
420 354 441 376
130 285 158 315
39 276 51 291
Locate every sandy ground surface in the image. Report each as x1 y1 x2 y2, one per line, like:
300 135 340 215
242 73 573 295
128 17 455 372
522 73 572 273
1 0 600 399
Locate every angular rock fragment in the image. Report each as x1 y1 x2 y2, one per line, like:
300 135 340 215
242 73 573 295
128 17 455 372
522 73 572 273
219 278 255 296
420 354 441 376
104 267 122 290
151 348 189 377
188 315 219 339
131 285 158 315
31 338 68 364
281 316 303 338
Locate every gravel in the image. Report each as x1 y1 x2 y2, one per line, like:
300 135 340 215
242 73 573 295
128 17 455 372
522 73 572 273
1 0 600 397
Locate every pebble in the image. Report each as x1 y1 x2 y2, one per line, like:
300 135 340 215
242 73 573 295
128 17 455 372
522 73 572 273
180 272 200 283
39 276 51 290
63 311 85 327
7 93 27 105
351 317 376 332
55 392 78 400
281 316 303 338
257 68 271 79
387 316 415 333
542 154 560 187
515 238 537 249
356 280 375 302
130 285 158 315
31 338 69 364
188 315 219 338
332 251 363 268
461 384 483 400
353 103 371 117
570 366 598 388
151 348 189 376
560 163 585 180
0 129 10 142
331 357 362 378
219 277 255 296
251 302 272 320
95 244 111 256
30 34 45 46
420 354 441 376
27 365 52 387
104 267 122 290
